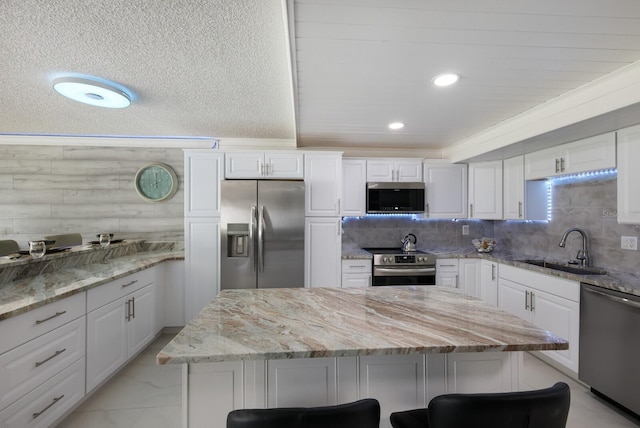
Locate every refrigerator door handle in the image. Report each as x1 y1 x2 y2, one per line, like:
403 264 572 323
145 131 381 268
258 205 265 273
250 205 257 273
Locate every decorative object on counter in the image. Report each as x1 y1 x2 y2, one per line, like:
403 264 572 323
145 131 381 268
134 162 178 202
401 233 417 252
98 233 111 248
472 237 496 253
28 240 47 258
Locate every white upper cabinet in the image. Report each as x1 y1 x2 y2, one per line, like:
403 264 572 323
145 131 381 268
366 159 422 182
468 161 503 220
342 159 367 216
305 153 342 217
524 132 615 180
423 162 467 218
185 151 223 218
617 124 640 224
503 156 525 220
225 152 303 179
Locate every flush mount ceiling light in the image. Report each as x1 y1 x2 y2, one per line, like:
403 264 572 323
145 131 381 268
432 73 460 87
388 122 405 130
53 77 131 108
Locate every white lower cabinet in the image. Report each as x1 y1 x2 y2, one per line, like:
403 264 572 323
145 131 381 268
185 352 521 428
0 292 86 426
185 217 220 322
436 259 459 287
458 259 480 297
479 260 498 307
341 259 372 288
86 270 157 392
498 265 579 373
0 358 85 428
305 217 341 287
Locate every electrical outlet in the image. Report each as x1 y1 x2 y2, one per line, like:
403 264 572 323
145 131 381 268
621 236 638 251
462 225 469 236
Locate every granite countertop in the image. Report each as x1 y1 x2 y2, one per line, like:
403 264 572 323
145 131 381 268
157 286 568 365
0 244 183 321
342 246 640 297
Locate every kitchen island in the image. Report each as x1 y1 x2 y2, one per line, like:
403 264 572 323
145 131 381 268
158 286 568 428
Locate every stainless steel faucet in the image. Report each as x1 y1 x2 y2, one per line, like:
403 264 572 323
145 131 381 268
559 227 589 267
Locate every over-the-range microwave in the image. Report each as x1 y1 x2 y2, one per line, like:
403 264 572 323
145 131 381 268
366 182 425 214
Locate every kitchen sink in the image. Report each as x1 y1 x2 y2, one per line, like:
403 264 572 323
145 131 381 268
516 259 607 276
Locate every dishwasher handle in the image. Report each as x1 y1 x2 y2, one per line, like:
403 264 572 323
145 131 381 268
583 286 640 310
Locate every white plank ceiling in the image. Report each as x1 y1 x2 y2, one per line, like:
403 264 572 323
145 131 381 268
291 0 640 150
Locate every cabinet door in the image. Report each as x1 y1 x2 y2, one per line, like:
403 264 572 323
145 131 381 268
446 352 515 394
564 132 615 175
342 159 367 216
359 355 426 421
305 154 342 216
128 284 156 358
267 358 338 408
617 124 640 224
436 259 458 288
396 160 422 182
531 291 579 373
185 218 220 322
480 260 498 307
423 163 467 218
305 218 341 288
188 362 244 428
458 259 480 298
503 156 524 220
366 160 394 182
185 151 223 217
468 161 503 220
497 278 530 322
224 152 264 179
524 146 559 180
265 153 304 179
86 298 128 392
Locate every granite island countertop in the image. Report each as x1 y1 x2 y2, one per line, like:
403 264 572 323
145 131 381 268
157 286 568 365
0 243 183 320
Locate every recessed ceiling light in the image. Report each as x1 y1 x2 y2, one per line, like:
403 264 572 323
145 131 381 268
388 122 404 130
432 73 460 87
53 77 132 108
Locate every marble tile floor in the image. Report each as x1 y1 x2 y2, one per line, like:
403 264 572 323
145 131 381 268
57 334 639 427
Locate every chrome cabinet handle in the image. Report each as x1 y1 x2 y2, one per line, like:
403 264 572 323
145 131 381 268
518 201 523 218
131 296 135 319
125 300 131 321
32 395 64 419
491 264 496 281
35 311 67 325
121 280 138 288
555 158 560 173
530 292 535 310
470 203 474 218
426 203 430 217
35 349 66 367
525 290 530 310
560 157 565 172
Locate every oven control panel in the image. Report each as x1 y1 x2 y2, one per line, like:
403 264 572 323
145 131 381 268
374 254 435 266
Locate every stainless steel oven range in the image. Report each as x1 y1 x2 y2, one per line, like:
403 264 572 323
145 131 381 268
364 248 436 286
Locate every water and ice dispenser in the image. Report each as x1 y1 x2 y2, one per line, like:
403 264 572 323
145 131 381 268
226 223 250 257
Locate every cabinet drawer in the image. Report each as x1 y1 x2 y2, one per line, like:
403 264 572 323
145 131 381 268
0 292 85 356
341 274 371 288
436 259 459 272
0 317 85 411
341 259 372 273
87 268 154 312
0 357 85 428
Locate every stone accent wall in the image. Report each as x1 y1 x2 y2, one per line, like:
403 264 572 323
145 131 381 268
0 145 184 248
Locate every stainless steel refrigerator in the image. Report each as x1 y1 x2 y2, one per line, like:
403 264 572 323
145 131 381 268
220 180 305 289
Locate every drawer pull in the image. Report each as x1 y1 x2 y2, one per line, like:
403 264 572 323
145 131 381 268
32 394 64 419
121 279 138 288
35 311 67 325
35 349 67 367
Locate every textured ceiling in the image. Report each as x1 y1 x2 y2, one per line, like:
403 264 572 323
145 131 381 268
0 0 295 140
2 1 640 154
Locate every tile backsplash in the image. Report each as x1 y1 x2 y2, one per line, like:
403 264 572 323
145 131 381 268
343 173 640 275
0 144 184 248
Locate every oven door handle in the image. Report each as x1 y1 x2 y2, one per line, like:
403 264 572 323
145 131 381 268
374 267 436 275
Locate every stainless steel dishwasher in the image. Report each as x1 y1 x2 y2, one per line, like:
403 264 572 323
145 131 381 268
579 283 640 416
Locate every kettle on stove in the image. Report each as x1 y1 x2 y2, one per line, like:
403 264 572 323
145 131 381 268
401 233 417 252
